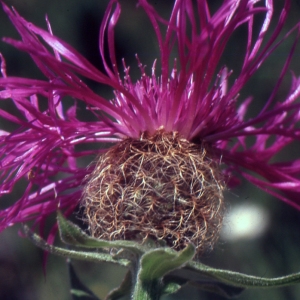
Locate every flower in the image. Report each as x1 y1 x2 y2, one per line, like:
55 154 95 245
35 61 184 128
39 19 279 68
0 0 300 251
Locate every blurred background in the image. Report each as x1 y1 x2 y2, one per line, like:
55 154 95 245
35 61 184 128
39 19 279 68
0 0 300 299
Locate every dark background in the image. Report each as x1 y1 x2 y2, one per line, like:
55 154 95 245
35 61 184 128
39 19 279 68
0 0 300 299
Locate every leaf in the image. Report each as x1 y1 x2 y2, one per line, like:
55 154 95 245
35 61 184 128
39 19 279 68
105 270 132 300
23 225 130 267
57 211 145 254
162 275 243 298
131 245 195 299
187 260 300 289
189 280 244 298
68 260 100 300
139 244 195 281
161 282 182 295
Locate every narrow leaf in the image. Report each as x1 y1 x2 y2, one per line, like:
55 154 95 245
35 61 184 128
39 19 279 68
161 282 182 295
105 270 132 300
187 261 300 288
23 225 130 267
189 280 244 298
57 211 144 253
68 260 100 300
163 275 244 298
139 244 195 281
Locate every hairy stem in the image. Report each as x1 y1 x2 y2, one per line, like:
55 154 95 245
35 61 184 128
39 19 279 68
132 278 161 300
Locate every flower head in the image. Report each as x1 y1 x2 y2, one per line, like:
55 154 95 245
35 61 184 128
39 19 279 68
0 0 300 251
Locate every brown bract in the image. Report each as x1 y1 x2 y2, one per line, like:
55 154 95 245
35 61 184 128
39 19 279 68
82 131 225 253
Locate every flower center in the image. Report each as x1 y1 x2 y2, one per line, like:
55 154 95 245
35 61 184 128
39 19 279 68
82 130 225 253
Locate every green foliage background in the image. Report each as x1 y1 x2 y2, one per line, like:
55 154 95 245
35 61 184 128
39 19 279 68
0 0 300 299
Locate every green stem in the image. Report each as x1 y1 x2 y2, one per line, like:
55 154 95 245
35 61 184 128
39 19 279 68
132 277 161 300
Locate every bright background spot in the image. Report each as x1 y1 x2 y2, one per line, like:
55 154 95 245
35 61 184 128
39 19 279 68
221 203 270 241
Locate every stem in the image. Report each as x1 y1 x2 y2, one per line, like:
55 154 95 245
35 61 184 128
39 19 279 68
132 278 160 300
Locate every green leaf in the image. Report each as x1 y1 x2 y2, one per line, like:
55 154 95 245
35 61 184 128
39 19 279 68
68 260 100 300
139 244 195 281
57 211 145 254
161 282 182 295
23 225 130 267
163 275 244 298
187 260 300 289
189 280 244 298
131 245 195 300
105 270 132 300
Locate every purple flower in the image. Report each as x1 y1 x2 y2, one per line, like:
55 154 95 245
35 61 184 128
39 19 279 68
0 0 300 249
